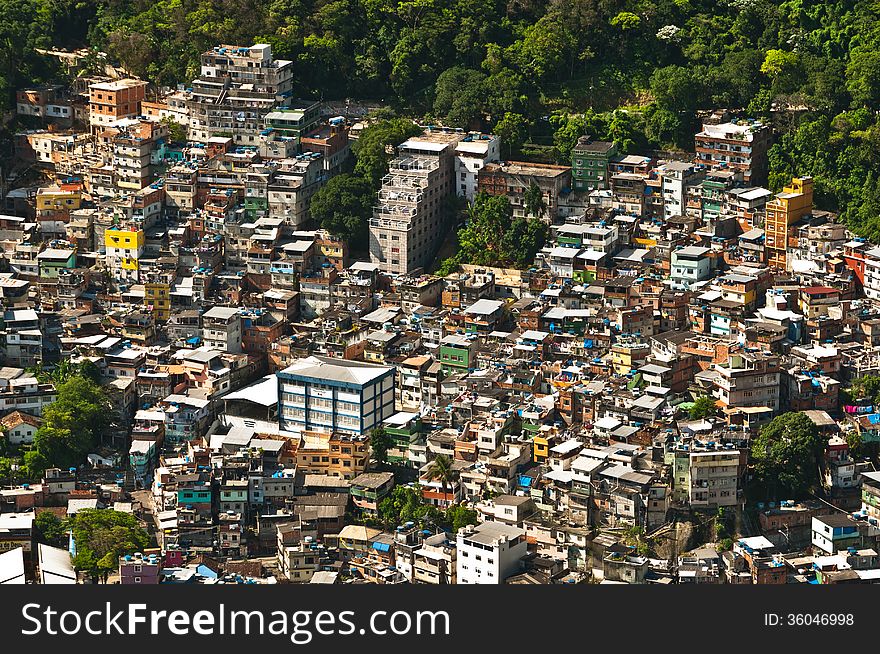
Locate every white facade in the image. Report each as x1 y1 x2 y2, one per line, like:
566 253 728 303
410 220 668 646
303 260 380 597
201 306 242 353
277 356 396 436
865 247 880 300
456 522 527 584
454 134 500 202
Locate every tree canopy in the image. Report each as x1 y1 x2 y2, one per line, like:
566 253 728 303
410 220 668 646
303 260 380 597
2 0 880 239
69 508 151 581
689 396 718 420
435 193 548 274
309 173 375 245
352 118 423 189
751 412 825 500
25 372 110 479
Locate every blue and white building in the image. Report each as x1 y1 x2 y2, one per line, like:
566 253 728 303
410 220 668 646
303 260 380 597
276 356 395 436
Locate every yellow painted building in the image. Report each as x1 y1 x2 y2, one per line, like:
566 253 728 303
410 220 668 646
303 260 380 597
144 282 171 322
765 176 814 270
36 186 82 212
105 227 145 282
609 342 651 375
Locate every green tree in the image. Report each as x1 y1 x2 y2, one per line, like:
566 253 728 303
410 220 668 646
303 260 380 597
650 65 700 113
845 374 880 406
35 511 65 544
425 454 457 498
457 193 511 264
445 504 477 532
69 509 150 582
22 449 49 480
847 49 880 108
369 427 392 466
0 456 15 485
689 396 718 420
493 112 528 159
760 49 802 94
160 116 188 143
752 412 825 499
31 374 110 471
309 173 375 245
433 66 486 128
550 110 606 163
352 118 422 188
523 182 546 220
377 485 440 529
500 217 548 268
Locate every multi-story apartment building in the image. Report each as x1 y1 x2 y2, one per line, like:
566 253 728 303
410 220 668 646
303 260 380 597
1 308 42 368
671 245 713 289
453 133 500 202
104 226 145 284
456 522 527 584
688 448 741 509
88 78 147 131
713 350 781 412
277 356 396 436
765 176 814 271
478 161 571 220
694 120 771 186
661 161 703 219
864 246 880 300
157 394 212 446
16 85 73 124
266 154 326 229
263 100 321 140
295 432 370 479
610 172 646 216
201 306 242 353
369 129 463 275
188 44 294 146
572 137 617 191
111 120 168 191
118 552 161 584
413 533 457 584
164 165 198 216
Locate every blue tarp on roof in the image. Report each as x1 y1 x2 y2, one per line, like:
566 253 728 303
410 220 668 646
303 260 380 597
186 336 201 344
868 413 880 425
372 542 391 552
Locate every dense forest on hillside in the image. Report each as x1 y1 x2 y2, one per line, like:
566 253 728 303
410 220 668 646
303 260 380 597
5 0 880 236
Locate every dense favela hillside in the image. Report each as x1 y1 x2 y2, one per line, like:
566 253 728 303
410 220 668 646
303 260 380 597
6 0 880 589
2 0 880 235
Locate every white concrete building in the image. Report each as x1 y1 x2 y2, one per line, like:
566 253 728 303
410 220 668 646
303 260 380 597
454 133 500 202
369 129 464 275
661 161 703 219
456 521 527 584
276 356 396 436
201 306 242 353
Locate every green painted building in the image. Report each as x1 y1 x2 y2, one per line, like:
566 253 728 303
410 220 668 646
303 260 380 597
572 136 618 191
439 334 476 373
264 100 322 139
383 411 424 467
700 169 740 223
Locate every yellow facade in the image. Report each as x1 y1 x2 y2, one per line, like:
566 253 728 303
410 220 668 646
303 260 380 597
145 283 171 322
36 190 81 212
533 433 550 463
765 176 814 270
321 243 344 258
105 228 145 250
